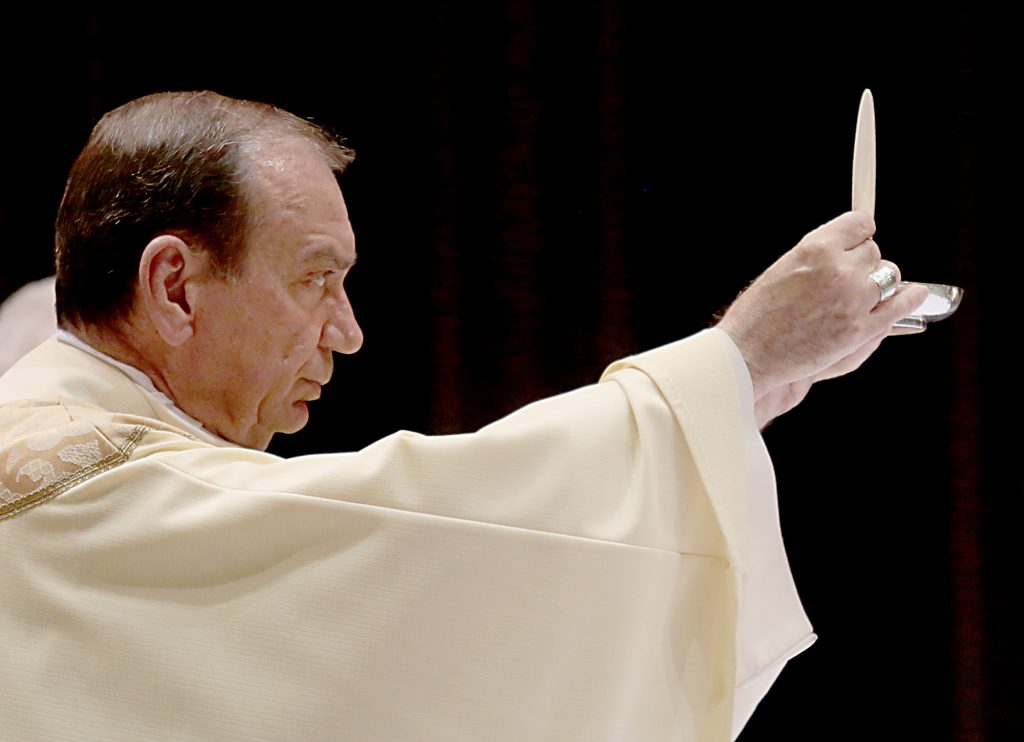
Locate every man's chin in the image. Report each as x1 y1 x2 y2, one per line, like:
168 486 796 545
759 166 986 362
279 401 312 434
234 404 311 451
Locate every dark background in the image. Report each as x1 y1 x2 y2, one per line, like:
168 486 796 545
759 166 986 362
1 6 1018 740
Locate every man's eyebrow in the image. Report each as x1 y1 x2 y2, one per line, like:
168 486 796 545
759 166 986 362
299 246 357 269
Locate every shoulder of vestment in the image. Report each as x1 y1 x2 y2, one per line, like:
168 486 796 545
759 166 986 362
0 397 196 522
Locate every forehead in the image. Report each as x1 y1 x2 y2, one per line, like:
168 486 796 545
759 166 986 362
239 140 355 271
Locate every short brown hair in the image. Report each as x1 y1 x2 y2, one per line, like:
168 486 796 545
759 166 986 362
55 91 354 326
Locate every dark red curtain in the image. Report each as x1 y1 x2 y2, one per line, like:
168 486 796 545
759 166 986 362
2 6 1018 740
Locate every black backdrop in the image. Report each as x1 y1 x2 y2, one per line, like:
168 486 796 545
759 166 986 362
1 7 1019 740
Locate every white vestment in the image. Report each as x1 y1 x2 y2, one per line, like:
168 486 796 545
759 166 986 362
0 330 813 741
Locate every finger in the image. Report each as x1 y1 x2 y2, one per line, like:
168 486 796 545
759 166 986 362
878 258 901 282
845 238 882 270
845 258 899 314
870 281 930 326
804 211 876 252
862 258 902 304
889 323 927 336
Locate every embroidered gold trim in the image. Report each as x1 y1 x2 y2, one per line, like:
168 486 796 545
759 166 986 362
0 425 148 522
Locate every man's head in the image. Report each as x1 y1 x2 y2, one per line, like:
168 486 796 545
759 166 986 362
55 91 363 449
56 90 354 326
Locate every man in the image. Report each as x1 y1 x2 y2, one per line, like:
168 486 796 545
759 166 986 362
0 91 926 741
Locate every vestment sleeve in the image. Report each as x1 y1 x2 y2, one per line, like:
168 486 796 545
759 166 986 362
602 328 816 736
1 328 812 741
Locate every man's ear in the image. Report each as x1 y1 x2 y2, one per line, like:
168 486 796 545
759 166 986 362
137 235 206 347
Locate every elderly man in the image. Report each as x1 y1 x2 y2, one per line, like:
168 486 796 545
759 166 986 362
0 91 926 741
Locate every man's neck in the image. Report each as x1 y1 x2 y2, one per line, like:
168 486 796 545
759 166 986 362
56 324 229 445
60 321 177 404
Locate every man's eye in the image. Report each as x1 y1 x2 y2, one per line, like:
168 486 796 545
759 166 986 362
308 272 329 288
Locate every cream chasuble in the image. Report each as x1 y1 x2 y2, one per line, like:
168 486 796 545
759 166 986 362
0 330 813 741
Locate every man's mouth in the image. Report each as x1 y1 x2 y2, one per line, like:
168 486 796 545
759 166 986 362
298 379 324 401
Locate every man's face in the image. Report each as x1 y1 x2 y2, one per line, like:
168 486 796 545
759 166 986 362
179 140 362 449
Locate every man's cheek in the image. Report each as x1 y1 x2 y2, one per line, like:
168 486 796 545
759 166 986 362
284 333 322 367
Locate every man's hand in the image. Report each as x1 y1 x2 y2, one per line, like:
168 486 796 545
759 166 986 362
715 211 929 426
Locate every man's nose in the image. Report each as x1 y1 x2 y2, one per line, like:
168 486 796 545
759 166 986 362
320 293 363 354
